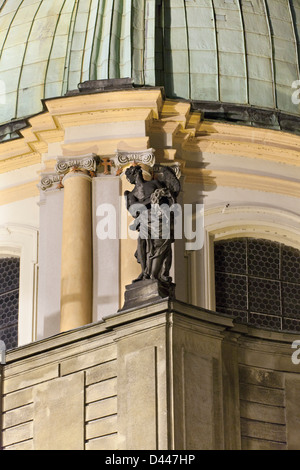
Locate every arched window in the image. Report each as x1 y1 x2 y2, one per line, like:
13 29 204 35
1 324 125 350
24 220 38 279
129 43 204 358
0 256 20 349
214 238 300 332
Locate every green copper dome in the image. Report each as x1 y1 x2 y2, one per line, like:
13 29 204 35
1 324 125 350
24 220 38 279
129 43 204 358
0 0 300 125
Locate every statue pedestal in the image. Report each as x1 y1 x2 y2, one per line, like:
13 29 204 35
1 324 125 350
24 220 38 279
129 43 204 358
120 279 175 311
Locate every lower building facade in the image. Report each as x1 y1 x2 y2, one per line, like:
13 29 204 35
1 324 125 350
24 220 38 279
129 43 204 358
1 299 300 450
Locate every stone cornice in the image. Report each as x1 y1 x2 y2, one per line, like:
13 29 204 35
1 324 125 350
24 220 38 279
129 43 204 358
4 298 299 365
1 89 300 205
1 90 300 176
0 89 163 175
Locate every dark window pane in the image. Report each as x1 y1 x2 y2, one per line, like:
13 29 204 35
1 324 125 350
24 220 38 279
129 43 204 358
248 278 281 315
215 272 247 311
0 257 20 294
282 282 300 319
282 317 300 332
248 313 281 330
0 257 19 350
0 290 19 326
248 238 280 280
215 306 248 323
0 324 18 350
214 238 300 332
281 245 300 284
214 238 247 275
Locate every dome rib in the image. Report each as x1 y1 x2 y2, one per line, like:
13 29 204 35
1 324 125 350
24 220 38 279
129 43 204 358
62 0 80 94
211 0 220 102
287 0 300 82
0 0 24 61
89 0 102 80
262 0 276 109
183 0 191 99
15 0 44 120
80 0 96 83
67 0 92 90
43 0 69 100
237 0 250 105
108 0 120 78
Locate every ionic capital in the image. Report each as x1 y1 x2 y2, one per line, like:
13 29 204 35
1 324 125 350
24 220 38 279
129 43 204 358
55 154 99 176
39 154 99 192
39 173 63 192
112 148 155 174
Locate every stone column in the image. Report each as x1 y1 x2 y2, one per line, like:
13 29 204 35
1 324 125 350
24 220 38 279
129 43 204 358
56 155 97 332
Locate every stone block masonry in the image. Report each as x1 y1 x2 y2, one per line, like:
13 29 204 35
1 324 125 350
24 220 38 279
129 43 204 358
1 300 300 450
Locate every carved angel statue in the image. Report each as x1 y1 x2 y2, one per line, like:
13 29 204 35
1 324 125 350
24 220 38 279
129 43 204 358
124 165 181 284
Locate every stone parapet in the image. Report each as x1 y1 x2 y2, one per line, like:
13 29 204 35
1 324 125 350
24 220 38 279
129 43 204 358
1 301 299 450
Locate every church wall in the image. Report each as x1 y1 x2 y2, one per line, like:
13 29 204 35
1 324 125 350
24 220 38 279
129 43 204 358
236 326 300 450
171 312 227 449
1 320 118 450
36 189 63 340
1 89 300 344
92 176 121 320
239 363 287 450
1 301 300 450
0 89 300 451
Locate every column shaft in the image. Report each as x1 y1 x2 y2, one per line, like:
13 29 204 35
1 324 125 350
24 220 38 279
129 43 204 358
60 172 93 332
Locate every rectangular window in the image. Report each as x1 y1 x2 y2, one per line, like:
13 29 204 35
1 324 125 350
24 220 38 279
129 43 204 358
0 257 20 350
214 238 300 332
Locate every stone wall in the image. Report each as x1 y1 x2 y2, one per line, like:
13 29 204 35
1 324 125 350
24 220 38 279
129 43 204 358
237 327 300 450
1 324 117 450
1 300 300 450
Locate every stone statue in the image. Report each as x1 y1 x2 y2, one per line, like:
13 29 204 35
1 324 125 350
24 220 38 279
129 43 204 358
124 165 181 286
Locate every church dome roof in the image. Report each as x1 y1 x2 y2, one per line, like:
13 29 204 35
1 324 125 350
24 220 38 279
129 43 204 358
0 0 300 126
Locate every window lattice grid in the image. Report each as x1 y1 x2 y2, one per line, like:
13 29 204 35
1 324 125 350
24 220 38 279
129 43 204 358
0 257 20 294
214 238 300 332
0 257 20 350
